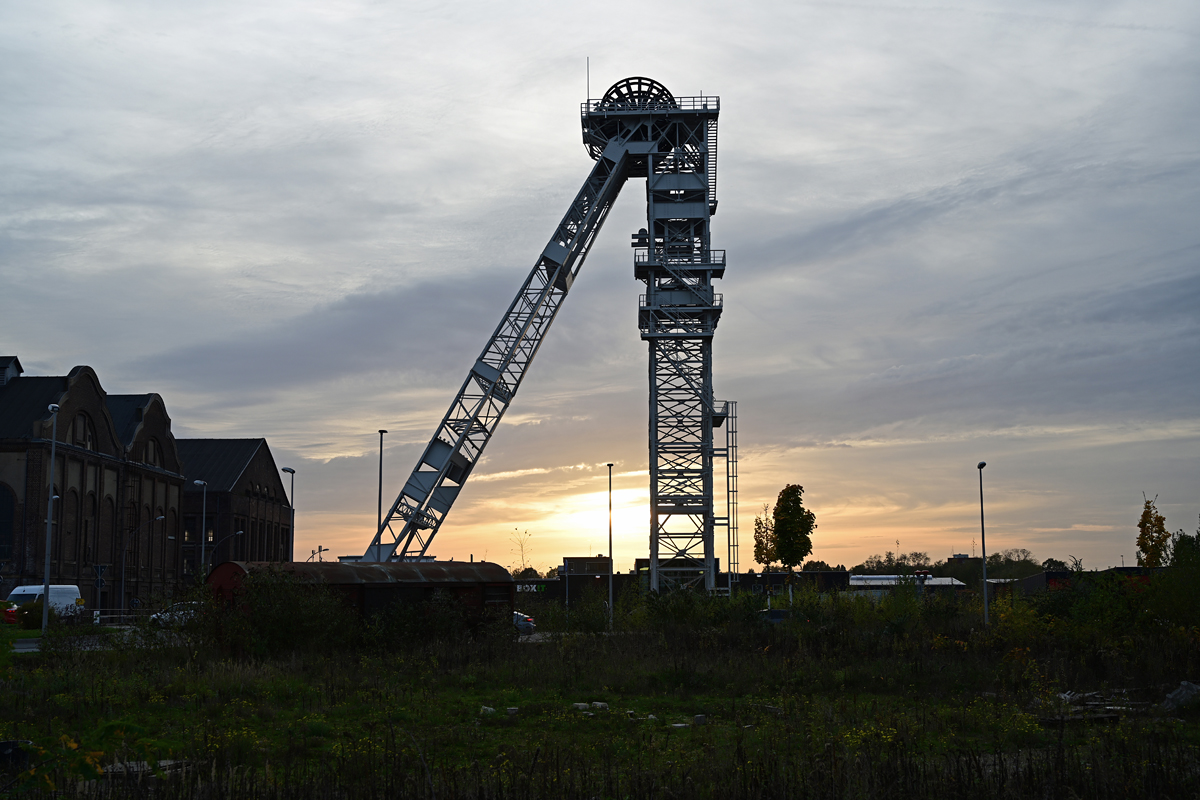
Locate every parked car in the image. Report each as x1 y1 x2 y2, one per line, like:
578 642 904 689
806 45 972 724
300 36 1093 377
149 601 201 627
513 611 535 635
4 585 84 623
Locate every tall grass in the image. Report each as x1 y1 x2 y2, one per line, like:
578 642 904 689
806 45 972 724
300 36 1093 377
3 565 1199 797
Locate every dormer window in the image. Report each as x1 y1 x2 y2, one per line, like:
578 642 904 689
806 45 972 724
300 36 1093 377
0 356 22 386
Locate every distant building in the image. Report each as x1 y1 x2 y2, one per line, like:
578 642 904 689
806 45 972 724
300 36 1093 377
564 555 614 576
848 574 965 600
177 439 292 573
737 569 848 594
0 361 186 608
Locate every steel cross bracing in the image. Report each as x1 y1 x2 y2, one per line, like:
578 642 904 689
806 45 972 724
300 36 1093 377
620 78 732 593
362 146 631 561
364 78 736 587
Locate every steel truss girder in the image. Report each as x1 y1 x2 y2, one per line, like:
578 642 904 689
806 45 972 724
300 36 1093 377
363 147 633 561
647 312 717 592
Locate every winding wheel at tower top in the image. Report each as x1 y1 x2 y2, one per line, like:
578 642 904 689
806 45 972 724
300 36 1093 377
598 77 677 110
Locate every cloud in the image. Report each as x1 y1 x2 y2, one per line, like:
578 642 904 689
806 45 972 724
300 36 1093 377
2 0 1198 569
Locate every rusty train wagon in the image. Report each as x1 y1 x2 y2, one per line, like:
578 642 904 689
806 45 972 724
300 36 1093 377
207 561 515 620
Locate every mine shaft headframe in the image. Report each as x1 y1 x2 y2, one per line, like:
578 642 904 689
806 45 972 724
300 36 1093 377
582 78 720 213
363 76 722 566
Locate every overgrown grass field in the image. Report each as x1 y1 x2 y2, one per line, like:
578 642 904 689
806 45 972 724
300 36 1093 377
2 566 1199 798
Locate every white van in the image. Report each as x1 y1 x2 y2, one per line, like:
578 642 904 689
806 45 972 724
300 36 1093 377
5 584 84 616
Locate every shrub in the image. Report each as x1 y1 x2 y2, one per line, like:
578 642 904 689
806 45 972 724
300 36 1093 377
17 600 50 630
198 567 361 658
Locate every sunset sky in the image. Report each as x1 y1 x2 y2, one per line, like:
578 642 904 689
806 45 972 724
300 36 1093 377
3 0 1197 574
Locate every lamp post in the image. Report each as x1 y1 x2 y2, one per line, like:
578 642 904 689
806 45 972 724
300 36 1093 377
41 403 60 634
121 514 164 623
977 461 989 627
607 462 614 631
377 430 387 536
194 479 207 579
209 530 243 572
282 468 296 562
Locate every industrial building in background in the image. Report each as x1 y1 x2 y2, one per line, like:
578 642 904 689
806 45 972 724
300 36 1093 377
363 77 738 592
0 360 186 608
178 439 293 570
0 357 289 609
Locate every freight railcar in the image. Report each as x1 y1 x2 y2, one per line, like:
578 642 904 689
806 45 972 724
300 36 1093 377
207 560 514 620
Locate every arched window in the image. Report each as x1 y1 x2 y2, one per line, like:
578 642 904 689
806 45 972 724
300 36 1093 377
0 483 15 561
63 489 80 563
155 507 165 569
144 438 161 467
72 414 95 450
84 492 97 562
102 496 116 561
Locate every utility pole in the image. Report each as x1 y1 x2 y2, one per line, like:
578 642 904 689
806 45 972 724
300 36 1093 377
42 403 60 634
377 430 387 542
282 467 296 562
194 480 208 579
607 462 614 630
978 461 989 627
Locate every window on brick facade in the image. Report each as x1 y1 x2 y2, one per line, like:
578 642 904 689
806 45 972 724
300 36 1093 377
0 483 15 561
72 414 95 450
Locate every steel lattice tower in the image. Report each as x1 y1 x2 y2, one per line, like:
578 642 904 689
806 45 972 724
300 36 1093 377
363 77 736 593
608 81 730 592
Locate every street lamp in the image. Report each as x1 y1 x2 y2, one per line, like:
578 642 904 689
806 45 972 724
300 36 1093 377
209 530 243 571
121 514 164 623
41 403 60 634
377 430 387 535
282 468 296 562
194 479 208 579
607 462 614 631
977 461 989 627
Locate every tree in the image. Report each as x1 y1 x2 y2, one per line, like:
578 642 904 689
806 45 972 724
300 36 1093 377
1136 493 1172 568
853 551 931 575
509 528 533 576
752 504 776 569
754 485 817 571
985 548 1042 579
1041 557 1068 571
1169 515 1200 568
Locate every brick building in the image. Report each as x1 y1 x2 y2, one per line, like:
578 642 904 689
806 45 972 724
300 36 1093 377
0 360 187 608
177 439 293 572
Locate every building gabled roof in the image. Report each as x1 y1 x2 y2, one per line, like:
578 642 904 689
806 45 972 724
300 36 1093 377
105 394 156 448
0 375 66 438
176 438 267 492
0 356 23 374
